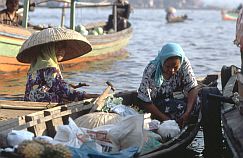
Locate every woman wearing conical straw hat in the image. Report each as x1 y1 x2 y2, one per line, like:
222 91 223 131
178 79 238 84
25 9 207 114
165 6 188 23
17 27 99 103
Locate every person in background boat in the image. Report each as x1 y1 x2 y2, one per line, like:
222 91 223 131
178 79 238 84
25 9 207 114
23 42 99 104
106 0 131 31
165 7 187 23
235 6 243 114
0 0 23 26
236 3 243 13
137 43 199 128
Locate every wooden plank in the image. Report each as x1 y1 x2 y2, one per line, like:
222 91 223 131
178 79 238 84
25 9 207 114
0 104 47 110
0 100 57 107
25 111 46 137
0 108 38 120
44 107 64 137
223 75 237 97
0 100 93 146
237 73 243 97
0 116 25 131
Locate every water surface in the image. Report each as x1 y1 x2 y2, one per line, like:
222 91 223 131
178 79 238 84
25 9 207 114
0 8 239 157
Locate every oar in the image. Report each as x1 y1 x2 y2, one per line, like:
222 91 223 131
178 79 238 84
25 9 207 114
90 81 115 112
69 82 89 89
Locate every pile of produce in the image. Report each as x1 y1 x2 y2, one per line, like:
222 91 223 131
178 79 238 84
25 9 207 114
17 140 72 158
75 24 108 36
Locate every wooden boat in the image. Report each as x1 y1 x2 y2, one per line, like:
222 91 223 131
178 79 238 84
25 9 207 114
221 10 238 21
220 65 243 158
200 65 243 158
0 74 218 157
201 10 243 156
0 0 133 73
166 15 188 23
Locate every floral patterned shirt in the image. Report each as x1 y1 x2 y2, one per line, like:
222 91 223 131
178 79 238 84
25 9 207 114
138 57 198 104
24 67 85 103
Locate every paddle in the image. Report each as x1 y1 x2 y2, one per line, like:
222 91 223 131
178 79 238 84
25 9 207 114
90 81 115 112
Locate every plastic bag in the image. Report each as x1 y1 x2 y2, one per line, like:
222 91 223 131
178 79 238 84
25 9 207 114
53 117 83 148
157 120 180 139
74 112 122 129
110 104 139 117
7 130 34 147
94 114 145 152
69 142 139 158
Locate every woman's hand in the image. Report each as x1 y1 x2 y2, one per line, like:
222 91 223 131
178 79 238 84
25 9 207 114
178 111 190 128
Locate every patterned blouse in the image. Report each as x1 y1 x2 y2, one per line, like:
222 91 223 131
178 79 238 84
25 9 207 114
138 57 198 104
24 67 85 103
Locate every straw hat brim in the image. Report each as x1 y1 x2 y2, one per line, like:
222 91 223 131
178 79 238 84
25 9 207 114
166 7 176 14
17 27 92 63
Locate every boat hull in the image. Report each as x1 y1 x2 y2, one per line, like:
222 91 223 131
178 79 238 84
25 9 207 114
221 10 238 21
221 66 243 158
0 90 200 157
0 23 132 73
0 75 218 157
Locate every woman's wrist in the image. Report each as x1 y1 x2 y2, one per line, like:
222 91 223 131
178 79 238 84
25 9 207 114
160 112 170 121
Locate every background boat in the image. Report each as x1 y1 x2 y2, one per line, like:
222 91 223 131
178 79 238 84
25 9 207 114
0 0 133 73
221 9 238 21
0 74 218 157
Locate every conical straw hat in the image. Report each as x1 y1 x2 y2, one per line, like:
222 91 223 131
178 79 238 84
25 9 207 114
166 7 176 14
17 27 92 63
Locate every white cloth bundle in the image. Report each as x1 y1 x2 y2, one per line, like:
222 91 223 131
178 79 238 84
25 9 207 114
157 120 180 139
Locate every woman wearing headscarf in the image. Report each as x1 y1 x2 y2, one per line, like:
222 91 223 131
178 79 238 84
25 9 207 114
137 43 199 127
23 42 98 104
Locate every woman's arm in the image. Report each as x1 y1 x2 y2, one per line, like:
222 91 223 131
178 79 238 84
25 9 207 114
83 93 99 99
138 64 170 122
178 87 198 128
186 87 198 115
178 58 199 127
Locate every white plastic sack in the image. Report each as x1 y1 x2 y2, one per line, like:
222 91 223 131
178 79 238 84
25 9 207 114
110 104 139 117
157 120 180 139
143 113 160 130
54 117 103 151
144 130 162 142
148 119 161 130
7 130 34 147
34 136 53 143
53 117 82 148
77 127 112 152
93 114 145 152
74 112 122 129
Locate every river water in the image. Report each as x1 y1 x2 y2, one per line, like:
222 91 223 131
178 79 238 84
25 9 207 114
0 7 240 157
